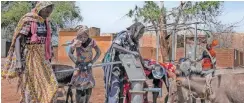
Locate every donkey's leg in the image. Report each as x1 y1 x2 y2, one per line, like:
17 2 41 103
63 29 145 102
85 88 92 103
76 89 87 103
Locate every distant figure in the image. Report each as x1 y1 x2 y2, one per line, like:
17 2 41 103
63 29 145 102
197 39 218 70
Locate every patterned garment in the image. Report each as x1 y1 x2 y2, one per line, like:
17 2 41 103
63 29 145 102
2 20 49 78
70 38 97 89
1 1 57 103
72 38 97 62
70 63 95 90
20 21 48 44
103 31 138 103
19 44 58 103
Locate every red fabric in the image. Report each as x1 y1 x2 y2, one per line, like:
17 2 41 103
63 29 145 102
209 48 216 57
144 69 151 76
123 73 131 103
202 58 212 70
144 59 176 73
45 19 51 60
30 19 51 60
124 59 177 103
30 21 39 43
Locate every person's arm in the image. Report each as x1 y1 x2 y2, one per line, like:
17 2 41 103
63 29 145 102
68 46 77 64
91 45 101 64
143 61 155 70
15 21 30 64
112 43 137 55
15 35 22 68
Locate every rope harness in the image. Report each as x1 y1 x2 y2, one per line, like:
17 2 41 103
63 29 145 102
186 74 213 102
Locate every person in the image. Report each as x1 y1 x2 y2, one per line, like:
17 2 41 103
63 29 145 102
68 25 101 103
197 39 218 70
102 22 145 103
1 1 58 103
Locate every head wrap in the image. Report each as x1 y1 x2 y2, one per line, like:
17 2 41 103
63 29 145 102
70 25 89 48
34 1 53 14
126 22 145 40
9 1 54 60
211 39 218 47
76 25 89 37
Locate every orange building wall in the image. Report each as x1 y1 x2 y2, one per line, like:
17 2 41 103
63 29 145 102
57 30 112 65
56 31 242 68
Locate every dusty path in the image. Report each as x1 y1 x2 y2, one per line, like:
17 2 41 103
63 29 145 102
1 58 166 103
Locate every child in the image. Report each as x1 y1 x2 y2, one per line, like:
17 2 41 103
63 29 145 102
68 25 101 103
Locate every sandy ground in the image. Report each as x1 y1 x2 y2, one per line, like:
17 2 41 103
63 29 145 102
1 58 167 103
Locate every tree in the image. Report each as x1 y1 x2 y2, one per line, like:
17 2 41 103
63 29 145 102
127 1 224 62
1 1 83 46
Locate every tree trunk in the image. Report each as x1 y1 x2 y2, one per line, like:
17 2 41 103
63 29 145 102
159 1 186 62
159 1 169 62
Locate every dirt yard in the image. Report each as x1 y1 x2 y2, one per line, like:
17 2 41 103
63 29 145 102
1 58 166 103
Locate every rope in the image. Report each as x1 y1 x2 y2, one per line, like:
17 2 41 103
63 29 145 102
204 74 213 100
186 75 213 101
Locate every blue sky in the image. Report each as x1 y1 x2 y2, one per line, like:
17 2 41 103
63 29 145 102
77 1 244 33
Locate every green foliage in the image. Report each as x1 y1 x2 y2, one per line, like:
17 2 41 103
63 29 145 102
1 1 31 27
1 1 82 44
1 1 82 29
184 1 222 15
127 1 224 60
127 1 223 26
127 1 162 23
182 1 223 22
50 1 83 28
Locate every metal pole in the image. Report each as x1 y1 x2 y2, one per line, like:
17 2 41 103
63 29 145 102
193 23 198 60
55 61 122 73
172 30 175 63
156 31 159 64
131 81 145 103
175 33 177 61
184 33 186 58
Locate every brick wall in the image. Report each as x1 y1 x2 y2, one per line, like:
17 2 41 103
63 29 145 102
215 48 234 68
140 47 163 62
174 48 237 68
56 31 243 68
232 33 244 51
140 35 156 48
89 27 100 36
176 48 185 61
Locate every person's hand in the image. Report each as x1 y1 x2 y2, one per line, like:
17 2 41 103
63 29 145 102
149 65 156 70
75 60 80 66
190 60 197 63
131 51 139 57
71 39 82 48
88 62 93 67
16 60 22 69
